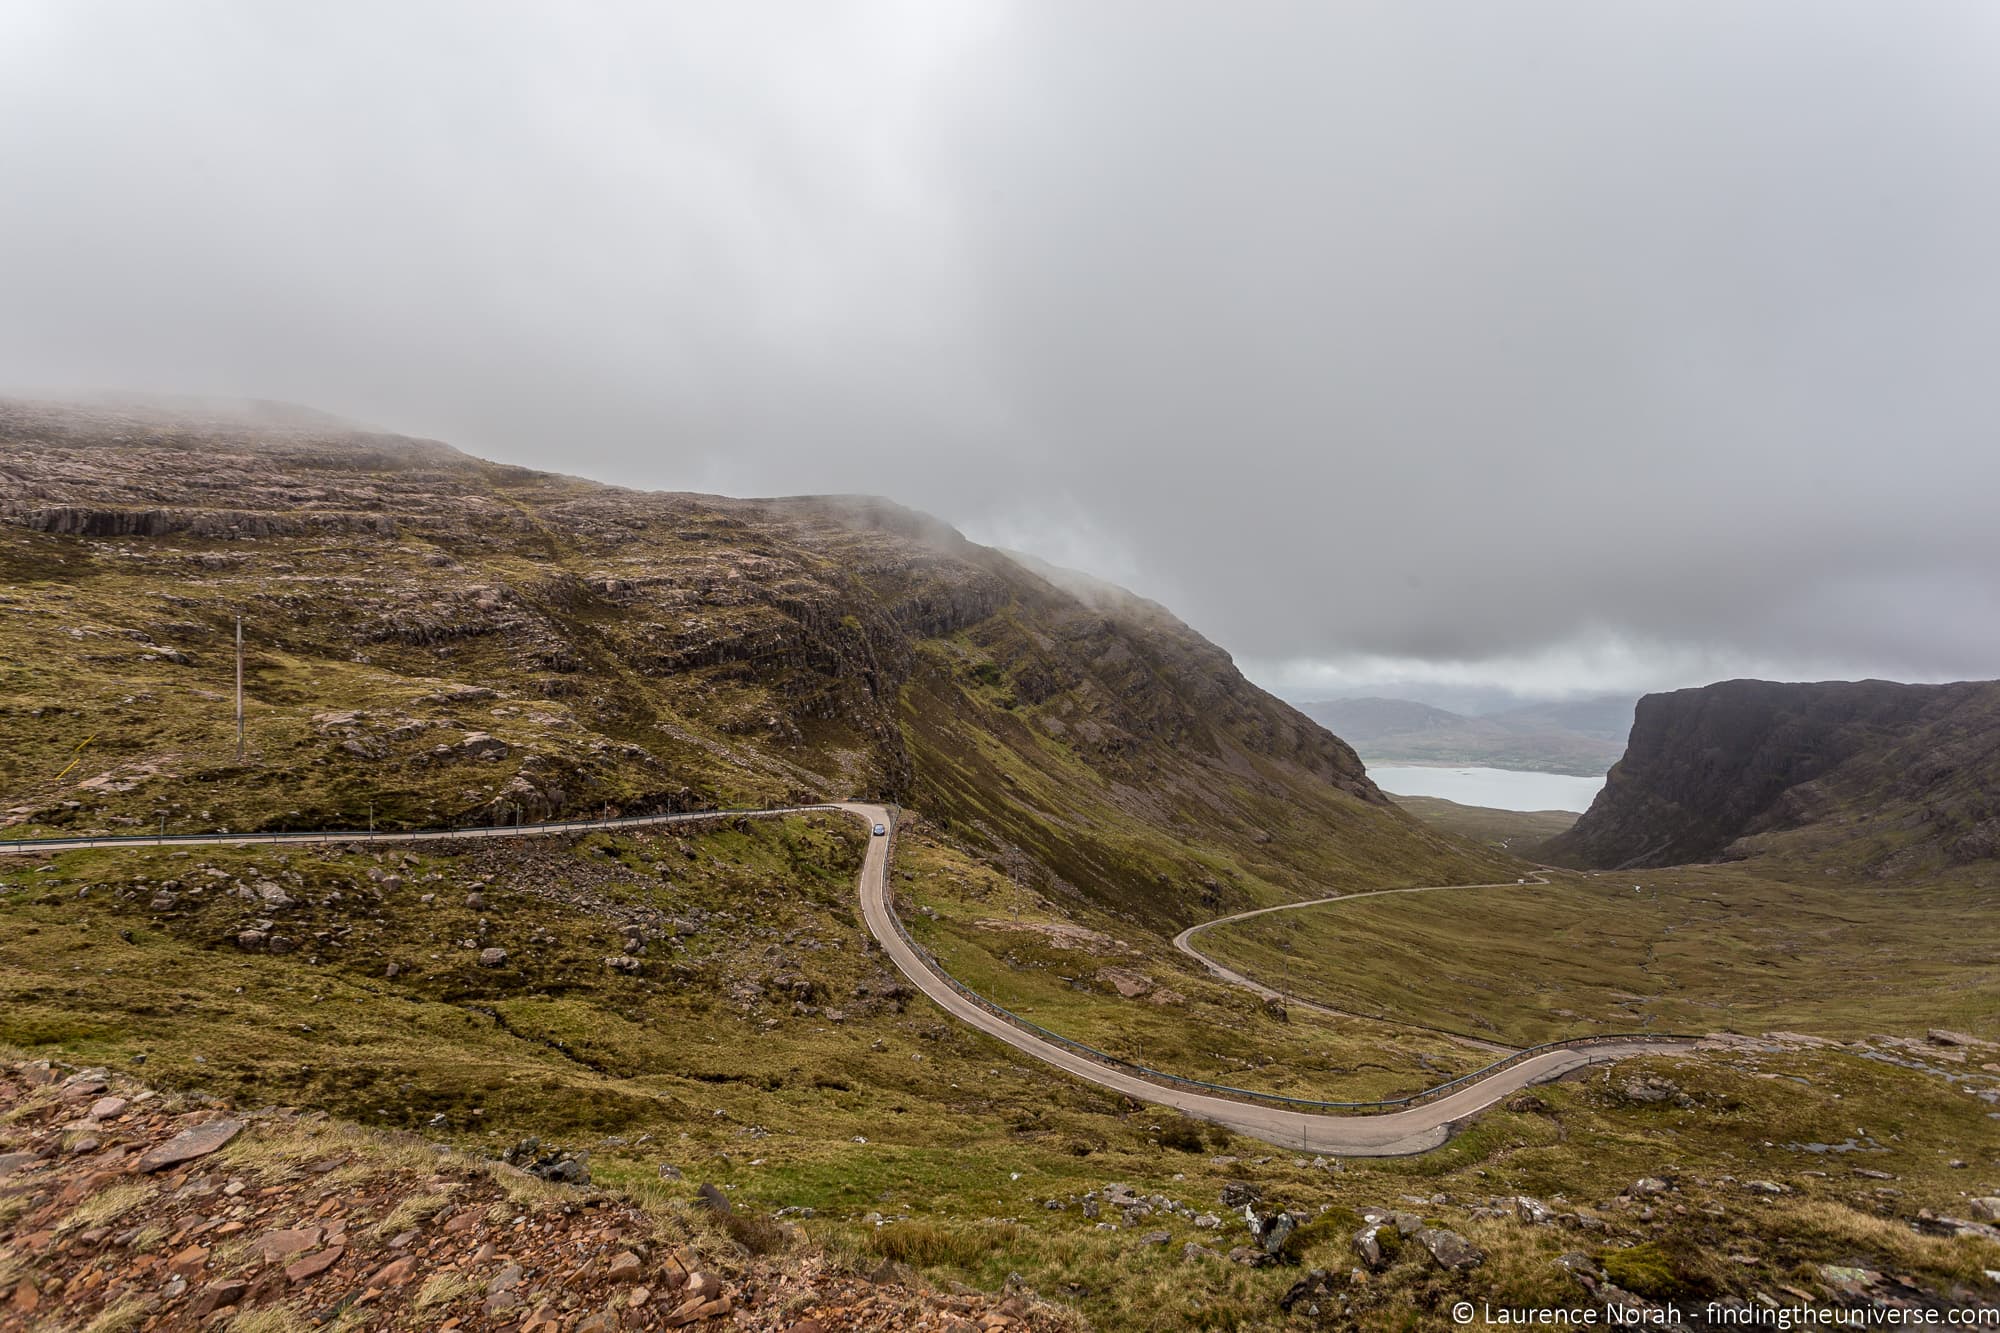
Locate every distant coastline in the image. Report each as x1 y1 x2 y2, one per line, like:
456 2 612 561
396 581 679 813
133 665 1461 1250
1365 762 1606 814
1357 756 1608 773
1296 695 1630 778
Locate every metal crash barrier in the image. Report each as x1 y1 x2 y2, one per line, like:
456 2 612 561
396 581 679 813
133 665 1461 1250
0 804 850 852
875 842 1696 1116
4 802 1694 1118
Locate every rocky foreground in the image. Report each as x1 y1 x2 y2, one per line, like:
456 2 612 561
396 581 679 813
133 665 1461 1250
0 1059 1072 1332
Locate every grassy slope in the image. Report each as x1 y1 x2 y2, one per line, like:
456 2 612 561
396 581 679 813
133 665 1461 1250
0 407 1508 933
1194 864 2000 1048
895 827 1485 1102
1389 794 1577 853
898 631 1513 930
5 825 1998 1329
0 501 813 834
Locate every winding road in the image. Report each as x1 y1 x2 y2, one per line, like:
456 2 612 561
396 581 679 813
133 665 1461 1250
0 802 1693 1156
1171 879 1570 1056
842 805 1692 1154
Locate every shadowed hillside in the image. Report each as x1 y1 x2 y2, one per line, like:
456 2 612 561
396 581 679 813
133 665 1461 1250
1541 677 2000 873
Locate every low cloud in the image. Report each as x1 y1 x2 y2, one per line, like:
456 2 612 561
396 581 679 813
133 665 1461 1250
1244 629 1969 707
3 3 1995 694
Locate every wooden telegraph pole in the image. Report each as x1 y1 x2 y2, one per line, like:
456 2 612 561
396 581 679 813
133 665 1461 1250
234 616 245 763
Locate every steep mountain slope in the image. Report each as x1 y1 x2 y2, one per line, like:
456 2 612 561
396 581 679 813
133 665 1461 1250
0 398 1502 925
1541 677 2000 873
1295 695 1625 776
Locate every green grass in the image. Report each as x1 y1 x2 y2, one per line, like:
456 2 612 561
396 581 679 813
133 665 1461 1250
4 822 1998 1328
1194 863 2000 1046
898 830 1486 1101
897 639 1518 931
0 427 1514 944
1389 794 1578 853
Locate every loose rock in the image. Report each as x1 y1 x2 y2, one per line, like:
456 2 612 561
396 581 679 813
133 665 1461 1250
136 1118 245 1173
1415 1227 1484 1271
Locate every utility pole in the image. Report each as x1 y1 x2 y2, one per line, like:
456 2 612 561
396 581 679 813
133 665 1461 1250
234 616 245 764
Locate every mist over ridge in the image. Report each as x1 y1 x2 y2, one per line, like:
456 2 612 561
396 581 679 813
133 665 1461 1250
4 3 1998 701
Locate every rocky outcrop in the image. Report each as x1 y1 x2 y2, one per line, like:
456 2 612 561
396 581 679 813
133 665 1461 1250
1543 678 2000 871
2 502 396 540
0 1057 1069 1331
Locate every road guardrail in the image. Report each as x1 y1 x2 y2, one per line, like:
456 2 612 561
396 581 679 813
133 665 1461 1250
878 854 1696 1116
0 804 849 852
4 801 1697 1119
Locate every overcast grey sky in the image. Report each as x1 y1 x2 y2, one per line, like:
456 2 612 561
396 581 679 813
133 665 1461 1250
4 2 1998 700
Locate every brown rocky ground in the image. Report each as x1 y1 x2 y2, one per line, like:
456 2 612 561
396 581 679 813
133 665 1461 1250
0 1059 1074 1332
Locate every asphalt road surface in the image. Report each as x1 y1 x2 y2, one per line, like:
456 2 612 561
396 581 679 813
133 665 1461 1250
1169 878 1582 1056
2 802 1691 1155
840 804 1693 1156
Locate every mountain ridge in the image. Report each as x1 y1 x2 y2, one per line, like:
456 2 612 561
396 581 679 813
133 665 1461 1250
1541 676 2000 873
0 397 1501 929
1293 694 1629 776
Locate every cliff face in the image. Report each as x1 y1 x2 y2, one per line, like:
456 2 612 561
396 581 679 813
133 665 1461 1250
0 398 1498 925
1542 678 2000 873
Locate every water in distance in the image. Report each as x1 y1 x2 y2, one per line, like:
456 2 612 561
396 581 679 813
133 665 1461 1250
1366 764 1604 813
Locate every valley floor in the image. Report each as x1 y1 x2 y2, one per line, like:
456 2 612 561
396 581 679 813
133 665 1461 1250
5 814 1997 1328
1192 863 2000 1048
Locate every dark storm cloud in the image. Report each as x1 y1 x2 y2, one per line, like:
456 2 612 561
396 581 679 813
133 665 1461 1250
4 2 1997 696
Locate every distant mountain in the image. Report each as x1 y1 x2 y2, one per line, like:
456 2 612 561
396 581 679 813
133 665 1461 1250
1297 683 1544 717
1486 696 1635 745
1295 695 1628 776
1291 696 1467 744
1541 678 2000 873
